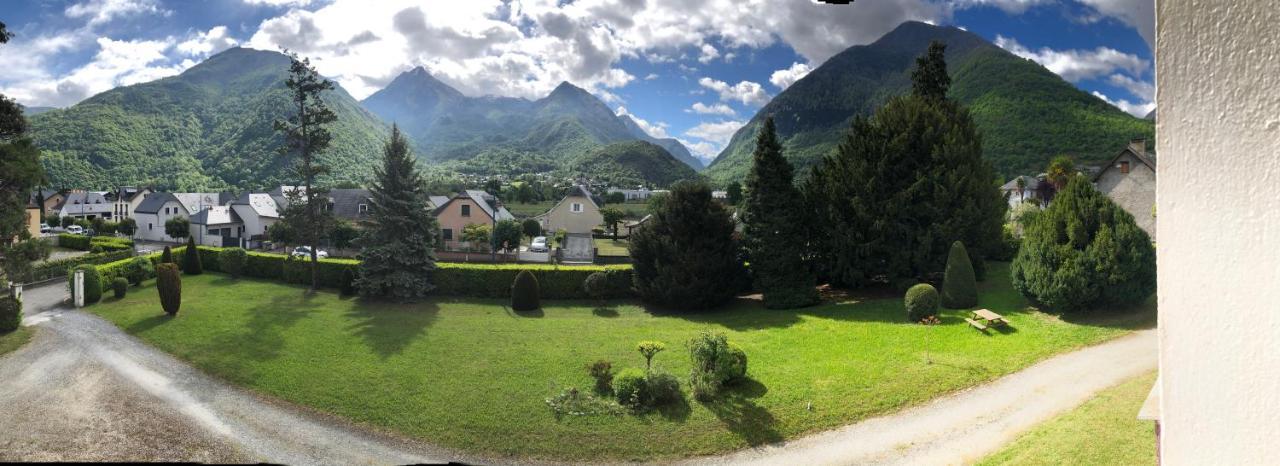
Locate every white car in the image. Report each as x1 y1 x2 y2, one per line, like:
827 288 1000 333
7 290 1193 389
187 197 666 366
291 246 329 258
66 225 84 235
529 236 549 252
40 224 51 233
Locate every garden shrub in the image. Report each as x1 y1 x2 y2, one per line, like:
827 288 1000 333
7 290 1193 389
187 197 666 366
587 360 613 393
511 270 540 312
1011 176 1156 313
545 387 623 418
156 263 181 316
941 241 978 309
182 237 203 275
339 268 356 296
220 248 247 278
645 371 682 405
58 233 90 250
905 283 940 322
583 272 609 303
0 296 20 332
687 331 748 400
58 234 133 252
614 367 648 407
630 180 744 310
73 264 103 305
111 277 128 299
637 340 665 370
124 256 154 285
161 246 173 264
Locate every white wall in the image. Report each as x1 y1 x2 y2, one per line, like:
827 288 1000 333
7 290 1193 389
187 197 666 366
1157 1 1280 462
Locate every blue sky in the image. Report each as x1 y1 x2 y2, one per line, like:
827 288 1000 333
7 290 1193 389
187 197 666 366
0 0 1153 163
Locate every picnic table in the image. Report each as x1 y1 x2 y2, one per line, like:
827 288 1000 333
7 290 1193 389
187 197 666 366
965 309 1009 331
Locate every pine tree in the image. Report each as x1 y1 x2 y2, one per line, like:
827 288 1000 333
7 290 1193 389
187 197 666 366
742 117 818 309
275 51 337 291
629 180 743 310
911 41 950 103
355 125 440 301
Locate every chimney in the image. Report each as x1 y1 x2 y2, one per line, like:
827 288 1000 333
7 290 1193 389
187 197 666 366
1129 138 1147 154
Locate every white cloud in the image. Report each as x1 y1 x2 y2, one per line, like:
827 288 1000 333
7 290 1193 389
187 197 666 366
687 102 736 116
698 77 769 106
1077 0 1154 49
1107 73 1153 101
615 106 669 138
697 43 719 64
242 0 314 7
1091 90 1153 117
643 73 658 80
65 0 168 27
994 35 1148 82
769 62 812 90
685 120 744 145
176 26 238 57
676 137 721 163
951 0 1052 15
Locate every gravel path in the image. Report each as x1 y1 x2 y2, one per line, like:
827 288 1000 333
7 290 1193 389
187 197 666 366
682 329 1157 466
0 283 461 465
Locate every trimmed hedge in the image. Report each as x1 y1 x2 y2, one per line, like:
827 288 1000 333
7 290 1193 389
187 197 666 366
112 277 128 299
23 249 132 284
0 296 20 332
57 234 133 252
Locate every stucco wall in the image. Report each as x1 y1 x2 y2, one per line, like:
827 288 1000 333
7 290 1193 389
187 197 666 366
135 201 187 242
1157 1 1280 462
436 198 490 249
25 207 41 237
1095 153 1156 239
543 196 603 234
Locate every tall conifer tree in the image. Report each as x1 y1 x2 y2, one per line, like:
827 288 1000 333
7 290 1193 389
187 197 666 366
275 51 337 291
742 117 819 309
356 125 440 300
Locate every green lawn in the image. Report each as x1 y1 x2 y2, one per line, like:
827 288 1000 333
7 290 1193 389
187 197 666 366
0 327 33 357
593 238 630 256
979 371 1158 466
504 201 557 218
89 263 1151 462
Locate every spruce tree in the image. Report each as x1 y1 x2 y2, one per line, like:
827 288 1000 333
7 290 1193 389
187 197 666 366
803 41 1005 288
355 125 441 301
742 117 819 309
629 180 743 310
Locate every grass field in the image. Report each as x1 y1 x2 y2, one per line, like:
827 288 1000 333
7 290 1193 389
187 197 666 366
89 263 1152 462
0 327 33 357
593 238 630 256
979 371 1158 466
504 201 556 218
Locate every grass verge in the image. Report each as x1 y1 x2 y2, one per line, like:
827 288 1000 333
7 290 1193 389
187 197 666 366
0 327 33 357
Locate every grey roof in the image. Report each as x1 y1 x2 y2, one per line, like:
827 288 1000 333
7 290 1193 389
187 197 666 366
191 206 241 225
59 191 113 214
1000 175 1040 191
428 196 450 210
329 188 373 222
232 192 281 219
174 192 234 213
1092 143 1157 182
134 192 186 215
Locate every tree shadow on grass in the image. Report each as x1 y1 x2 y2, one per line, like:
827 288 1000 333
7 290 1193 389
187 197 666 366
211 293 324 364
592 306 619 318
504 306 544 318
701 378 781 446
125 314 172 334
344 298 439 359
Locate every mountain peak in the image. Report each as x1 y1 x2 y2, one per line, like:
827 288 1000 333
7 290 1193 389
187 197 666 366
548 81 590 98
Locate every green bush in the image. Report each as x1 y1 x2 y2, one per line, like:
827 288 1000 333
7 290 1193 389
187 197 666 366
22 249 131 283
156 263 181 316
111 277 128 299
645 371 682 405
220 248 247 278
161 246 173 264
57 234 133 252
630 180 744 310
57 233 89 250
687 331 748 400
1011 176 1156 313
0 296 20 333
340 268 356 296
614 368 648 407
587 360 613 394
941 241 978 309
182 237 203 275
583 272 609 302
511 270 540 312
73 264 103 305
905 283 940 322
124 256 154 285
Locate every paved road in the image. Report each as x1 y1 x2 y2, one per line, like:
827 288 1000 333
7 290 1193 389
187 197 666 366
0 283 462 465
683 330 1157 466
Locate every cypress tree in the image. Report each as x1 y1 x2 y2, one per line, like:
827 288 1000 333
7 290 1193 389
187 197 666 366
161 246 173 264
742 117 819 309
629 180 743 310
940 241 978 308
355 125 440 301
183 236 203 275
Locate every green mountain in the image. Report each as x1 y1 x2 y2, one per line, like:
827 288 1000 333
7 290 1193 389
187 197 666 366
361 69 703 180
21 106 56 116
570 140 699 187
704 21 1154 183
29 47 390 191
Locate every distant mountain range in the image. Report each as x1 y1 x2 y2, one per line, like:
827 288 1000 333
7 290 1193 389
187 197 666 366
704 21 1155 183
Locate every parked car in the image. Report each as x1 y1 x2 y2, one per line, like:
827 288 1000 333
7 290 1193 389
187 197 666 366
40 224 51 233
529 236 549 252
291 246 329 258
65 225 84 235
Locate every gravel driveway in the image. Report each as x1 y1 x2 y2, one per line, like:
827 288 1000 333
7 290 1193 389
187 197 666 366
0 283 461 465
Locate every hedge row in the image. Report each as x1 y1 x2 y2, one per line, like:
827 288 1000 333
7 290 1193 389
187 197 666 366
22 249 134 283
90 246 635 300
57 234 134 252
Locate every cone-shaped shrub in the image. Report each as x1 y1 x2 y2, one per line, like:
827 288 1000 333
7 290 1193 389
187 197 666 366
75 264 102 305
183 236 203 275
221 248 247 278
941 241 978 309
112 277 128 299
511 270 540 312
157 263 181 316
0 296 20 332
161 246 173 264
340 268 356 296
905 283 939 322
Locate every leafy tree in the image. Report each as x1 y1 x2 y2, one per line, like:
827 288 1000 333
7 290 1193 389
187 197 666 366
355 125 441 301
742 117 819 309
629 180 743 310
43 212 59 228
803 41 1005 288
60 216 75 228
267 220 293 245
600 207 625 240
117 217 137 236
725 181 742 205
328 219 358 250
0 36 49 289
521 218 542 239
164 217 190 240
940 241 978 309
636 341 666 371
492 219 522 252
1011 175 1155 313
605 191 626 204
275 51 338 291
462 223 491 251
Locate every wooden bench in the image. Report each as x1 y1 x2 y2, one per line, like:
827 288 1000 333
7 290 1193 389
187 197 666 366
964 318 988 331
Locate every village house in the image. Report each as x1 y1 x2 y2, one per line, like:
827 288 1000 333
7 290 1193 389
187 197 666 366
106 186 152 220
538 185 603 235
432 190 514 250
1093 138 1156 239
57 191 115 221
132 192 191 243
605 186 667 201
328 188 375 225
230 193 280 248
999 175 1050 208
191 205 242 247
173 192 235 214
25 197 41 237
34 189 66 218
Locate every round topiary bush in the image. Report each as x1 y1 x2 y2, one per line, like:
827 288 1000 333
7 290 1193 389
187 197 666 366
941 241 978 309
614 367 648 407
644 371 682 405
75 264 102 305
582 272 609 301
111 277 128 299
905 283 940 322
221 248 247 279
183 236 203 275
0 296 21 333
156 263 182 316
511 270 540 312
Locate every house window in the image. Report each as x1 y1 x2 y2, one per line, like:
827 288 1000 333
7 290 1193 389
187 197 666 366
442 228 453 241
571 202 583 213
358 204 368 213
1119 161 1131 174
149 223 153 231
461 205 471 217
